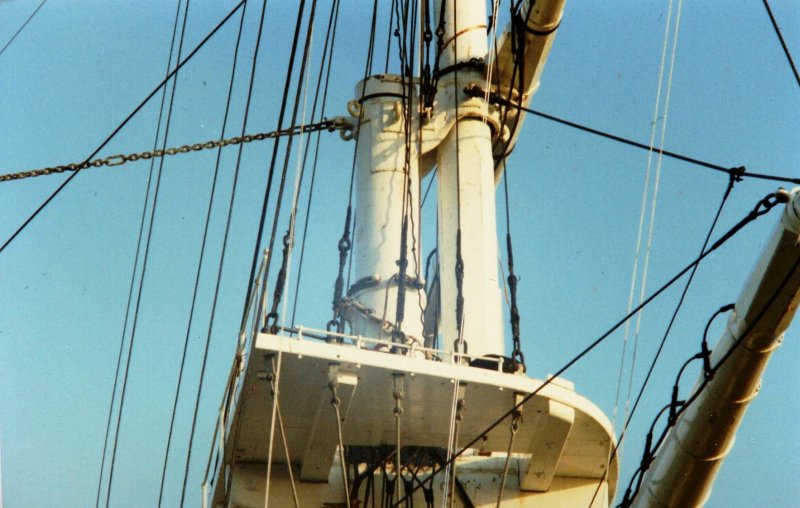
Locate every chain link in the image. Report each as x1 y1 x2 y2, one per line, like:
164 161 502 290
1 117 352 183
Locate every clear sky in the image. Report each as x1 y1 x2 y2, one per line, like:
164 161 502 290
0 0 798 507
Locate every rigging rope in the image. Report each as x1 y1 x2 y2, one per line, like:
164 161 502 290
94 1 184 505
196 0 277 502
0 0 47 59
105 0 191 505
157 2 247 506
495 403 521 507
614 0 681 466
329 380 353 508
617 255 800 505
593 177 739 507
290 0 342 328
464 85 798 186
268 357 301 508
259 0 319 332
237 0 309 338
762 0 800 89
389 0 420 346
264 350 285 507
328 0 381 335
0 0 247 256
275 32 317 335
393 374 405 487
392 189 790 507
622 0 685 443
502 171 525 370
451 0 467 355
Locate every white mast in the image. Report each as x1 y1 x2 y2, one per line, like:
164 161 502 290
206 1 623 507
435 0 504 357
345 75 425 344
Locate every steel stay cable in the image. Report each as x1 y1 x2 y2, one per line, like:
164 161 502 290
0 0 47 59
465 86 799 186
201 251 267 501
495 406 520 507
762 0 800 89
329 381 353 508
444 1 467 503
156 2 248 506
589 172 737 507
290 0 342 328
104 0 192 505
94 1 184 505
489 8 527 370
390 0 417 343
391 189 788 507
0 0 247 256
620 344 711 505
188 0 278 503
615 0 678 443
328 0 380 334
267 356 300 508
262 0 319 332
239 0 309 337
226 0 310 475
617 256 800 507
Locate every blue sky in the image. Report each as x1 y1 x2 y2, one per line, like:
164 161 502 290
0 0 798 507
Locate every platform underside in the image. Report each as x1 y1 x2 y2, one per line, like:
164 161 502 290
209 332 617 507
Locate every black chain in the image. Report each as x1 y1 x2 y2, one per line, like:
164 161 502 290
454 229 467 354
1 118 351 182
393 217 410 344
506 233 525 370
265 230 292 333
328 205 353 337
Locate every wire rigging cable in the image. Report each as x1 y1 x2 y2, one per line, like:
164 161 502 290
290 0 342 328
465 85 799 186
184 0 276 503
443 2 467 503
616 255 800 506
94 2 185 506
263 0 320 333
762 0 800 89
328 0 381 335
392 189 789 507
592 175 739 508
104 1 192 505
155 3 248 506
614 0 682 463
227 1 317 502
0 0 47 59
239 0 311 335
264 19 321 503
0 0 247 257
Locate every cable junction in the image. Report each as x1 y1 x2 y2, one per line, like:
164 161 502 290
464 85 799 186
